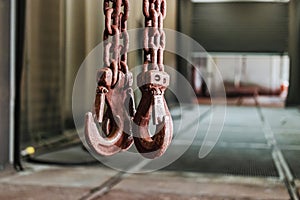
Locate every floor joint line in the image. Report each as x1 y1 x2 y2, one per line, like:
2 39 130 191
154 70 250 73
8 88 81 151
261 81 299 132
256 105 300 200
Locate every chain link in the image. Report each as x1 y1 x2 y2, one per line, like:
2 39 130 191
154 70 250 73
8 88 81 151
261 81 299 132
103 0 130 85
143 0 166 71
84 0 135 156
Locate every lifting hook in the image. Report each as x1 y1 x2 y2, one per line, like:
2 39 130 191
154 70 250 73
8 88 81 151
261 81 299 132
85 65 135 156
133 70 173 159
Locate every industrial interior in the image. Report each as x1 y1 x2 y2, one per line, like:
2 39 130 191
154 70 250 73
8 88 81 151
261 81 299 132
1 0 300 199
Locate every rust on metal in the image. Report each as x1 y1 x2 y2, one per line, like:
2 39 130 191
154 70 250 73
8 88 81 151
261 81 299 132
84 0 173 158
133 0 173 159
84 0 135 156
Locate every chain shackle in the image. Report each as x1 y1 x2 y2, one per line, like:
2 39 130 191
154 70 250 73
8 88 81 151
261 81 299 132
133 0 173 159
85 0 135 156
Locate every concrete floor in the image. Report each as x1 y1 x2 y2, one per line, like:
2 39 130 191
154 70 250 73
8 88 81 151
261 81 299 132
0 105 299 199
0 164 290 200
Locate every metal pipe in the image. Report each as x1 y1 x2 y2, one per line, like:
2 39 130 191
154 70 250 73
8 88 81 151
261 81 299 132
10 0 17 165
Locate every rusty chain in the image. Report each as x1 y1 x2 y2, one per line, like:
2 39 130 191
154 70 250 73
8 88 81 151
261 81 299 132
85 0 135 156
133 0 173 159
103 0 129 84
85 0 172 158
143 0 166 71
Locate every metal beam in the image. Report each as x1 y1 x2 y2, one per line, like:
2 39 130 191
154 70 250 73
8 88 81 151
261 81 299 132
0 0 11 169
287 0 300 106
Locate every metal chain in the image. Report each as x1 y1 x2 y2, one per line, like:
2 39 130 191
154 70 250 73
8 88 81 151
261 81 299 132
84 0 135 156
86 0 172 158
94 0 131 123
131 0 172 159
143 0 166 72
103 0 129 86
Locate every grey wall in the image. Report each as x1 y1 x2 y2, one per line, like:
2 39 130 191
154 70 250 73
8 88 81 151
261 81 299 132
0 0 11 168
22 0 66 145
191 2 289 53
287 0 300 106
177 0 195 103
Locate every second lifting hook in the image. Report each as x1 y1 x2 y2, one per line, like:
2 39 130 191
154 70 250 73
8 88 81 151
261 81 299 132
133 70 173 159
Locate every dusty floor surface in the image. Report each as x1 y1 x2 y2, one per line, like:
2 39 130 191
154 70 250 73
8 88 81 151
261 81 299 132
0 106 299 199
0 164 291 200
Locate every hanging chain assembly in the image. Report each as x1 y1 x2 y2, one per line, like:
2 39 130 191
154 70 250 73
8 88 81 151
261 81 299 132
84 0 172 158
85 0 136 156
133 0 173 159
